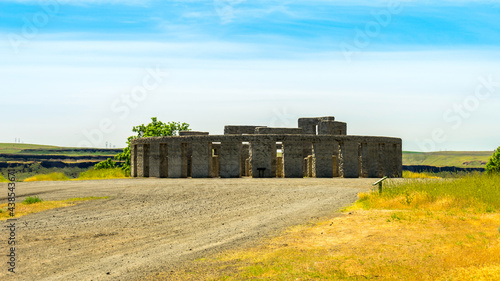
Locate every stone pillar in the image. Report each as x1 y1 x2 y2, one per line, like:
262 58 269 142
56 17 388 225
136 144 144 177
339 140 359 178
219 141 241 178
271 143 277 177
395 143 403 177
378 143 392 177
387 143 402 178
159 143 168 178
137 144 150 177
144 144 150 177
282 141 303 178
333 142 340 177
181 143 192 178
167 142 182 178
358 143 368 178
364 142 379 178
313 141 338 178
318 121 347 135
149 143 161 178
191 142 212 178
131 144 137 177
250 140 273 178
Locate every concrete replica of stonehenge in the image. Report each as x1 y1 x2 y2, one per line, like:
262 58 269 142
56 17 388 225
130 116 402 178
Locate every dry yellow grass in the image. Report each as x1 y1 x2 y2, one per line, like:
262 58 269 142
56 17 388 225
77 168 128 180
0 197 108 220
24 172 69 182
0 173 9 182
403 171 440 179
159 210 500 281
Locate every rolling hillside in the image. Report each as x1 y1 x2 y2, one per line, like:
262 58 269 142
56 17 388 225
0 143 122 156
403 151 493 168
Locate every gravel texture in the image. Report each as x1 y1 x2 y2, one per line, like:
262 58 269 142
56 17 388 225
1 178 372 280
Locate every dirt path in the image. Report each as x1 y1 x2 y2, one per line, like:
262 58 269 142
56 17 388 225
1 178 372 281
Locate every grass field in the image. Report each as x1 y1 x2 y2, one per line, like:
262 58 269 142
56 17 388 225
0 143 60 154
403 151 493 168
159 174 500 281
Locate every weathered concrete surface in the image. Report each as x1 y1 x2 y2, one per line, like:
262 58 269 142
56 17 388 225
179 131 209 136
318 121 347 135
160 143 168 178
224 125 264 135
250 140 273 178
339 140 359 178
313 141 338 178
255 127 303 134
219 141 241 178
149 143 161 178
137 144 149 177
282 141 304 178
191 142 211 178
167 142 182 178
131 145 137 177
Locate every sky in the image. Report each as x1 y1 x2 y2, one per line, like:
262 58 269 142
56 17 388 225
1 0 499 151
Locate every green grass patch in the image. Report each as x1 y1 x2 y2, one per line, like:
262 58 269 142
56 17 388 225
77 168 128 180
24 172 69 182
23 196 43 204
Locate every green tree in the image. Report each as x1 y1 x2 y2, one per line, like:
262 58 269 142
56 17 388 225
485 146 500 175
114 117 190 174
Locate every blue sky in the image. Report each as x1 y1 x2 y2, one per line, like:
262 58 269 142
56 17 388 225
1 0 499 151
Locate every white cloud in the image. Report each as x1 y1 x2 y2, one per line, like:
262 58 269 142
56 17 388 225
1 37 499 150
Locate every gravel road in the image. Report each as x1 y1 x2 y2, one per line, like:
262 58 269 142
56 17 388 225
0 178 372 281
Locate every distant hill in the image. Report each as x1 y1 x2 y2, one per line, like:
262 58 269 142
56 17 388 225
403 151 493 168
0 143 123 156
0 143 124 171
0 144 493 169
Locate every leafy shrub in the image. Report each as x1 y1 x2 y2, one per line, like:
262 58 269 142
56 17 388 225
94 158 116 170
23 196 43 204
485 147 500 175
